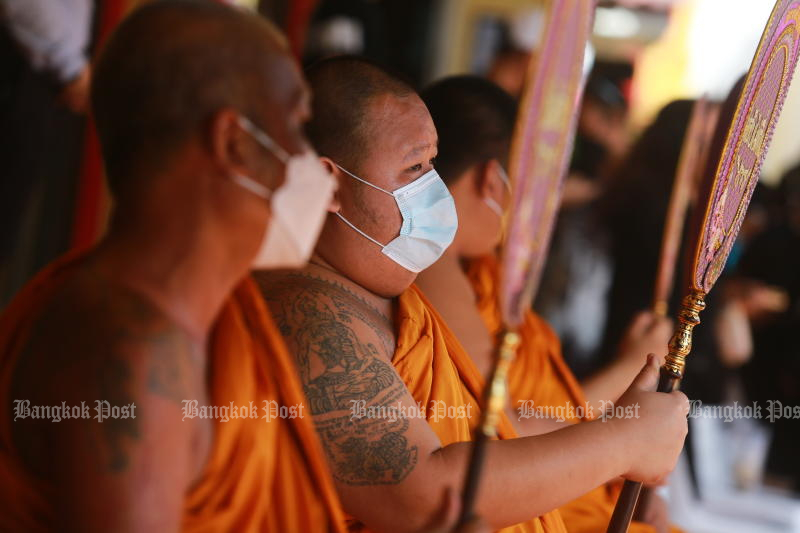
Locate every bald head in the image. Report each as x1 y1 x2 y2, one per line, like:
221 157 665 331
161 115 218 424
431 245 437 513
92 0 293 197
307 56 440 297
304 56 415 172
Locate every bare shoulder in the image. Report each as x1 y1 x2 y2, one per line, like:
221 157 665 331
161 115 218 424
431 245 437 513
254 270 397 412
254 269 429 487
10 266 207 479
256 269 395 349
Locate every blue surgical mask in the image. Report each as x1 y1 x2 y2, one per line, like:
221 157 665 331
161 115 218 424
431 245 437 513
335 165 458 273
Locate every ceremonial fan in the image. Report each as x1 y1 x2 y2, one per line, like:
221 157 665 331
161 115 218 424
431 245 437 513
635 97 720 522
458 0 596 524
651 97 719 317
608 2 800 532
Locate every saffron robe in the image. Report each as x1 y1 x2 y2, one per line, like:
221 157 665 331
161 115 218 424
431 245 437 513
466 255 680 533
0 254 347 532
390 284 568 533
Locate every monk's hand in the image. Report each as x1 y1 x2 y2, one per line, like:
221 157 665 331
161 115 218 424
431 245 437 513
615 311 672 369
612 354 689 485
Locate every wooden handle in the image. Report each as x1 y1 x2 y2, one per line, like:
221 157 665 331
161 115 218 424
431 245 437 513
607 361 684 532
458 331 520 526
607 479 643 533
458 432 489 526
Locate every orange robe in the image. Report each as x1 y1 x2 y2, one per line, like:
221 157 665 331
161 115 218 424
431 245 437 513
391 285 568 533
0 254 346 532
466 255 681 533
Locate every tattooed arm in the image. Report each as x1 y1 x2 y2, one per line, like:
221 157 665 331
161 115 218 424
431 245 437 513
260 272 689 532
10 283 207 533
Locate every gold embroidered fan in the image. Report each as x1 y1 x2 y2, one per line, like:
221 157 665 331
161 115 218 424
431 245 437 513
458 0 596 525
608 2 800 531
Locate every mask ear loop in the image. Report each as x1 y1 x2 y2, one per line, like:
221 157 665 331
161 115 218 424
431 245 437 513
484 196 504 219
335 164 394 196
334 212 387 248
232 173 272 200
483 162 511 217
496 163 512 193
233 116 293 200
238 116 291 164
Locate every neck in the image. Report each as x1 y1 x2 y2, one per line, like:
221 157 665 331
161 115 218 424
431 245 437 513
423 249 463 277
415 249 475 301
95 208 247 340
307 253 394 314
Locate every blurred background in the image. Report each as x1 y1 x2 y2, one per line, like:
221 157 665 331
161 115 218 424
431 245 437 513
1 0 799 531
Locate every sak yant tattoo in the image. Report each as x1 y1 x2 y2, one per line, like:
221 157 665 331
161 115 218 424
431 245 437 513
259 272 418 486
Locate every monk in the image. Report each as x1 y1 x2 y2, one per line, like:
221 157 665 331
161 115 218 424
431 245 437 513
0 2 346 531
415 75 681 533
256 56 689 533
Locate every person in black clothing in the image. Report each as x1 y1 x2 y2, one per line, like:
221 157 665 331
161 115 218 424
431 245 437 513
738 164 800 493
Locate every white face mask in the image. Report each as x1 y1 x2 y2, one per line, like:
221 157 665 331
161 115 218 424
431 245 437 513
235 117 336 269
334 164 458 273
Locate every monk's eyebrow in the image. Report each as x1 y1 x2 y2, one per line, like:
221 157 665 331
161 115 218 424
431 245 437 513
402 144 432 162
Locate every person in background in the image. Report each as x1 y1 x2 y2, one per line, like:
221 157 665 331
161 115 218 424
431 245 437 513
416 75 680 533
738 164 800 493
599 101 696 375
599 99 766 406
487 47 531 99
533 74 630 372
0 0 95 307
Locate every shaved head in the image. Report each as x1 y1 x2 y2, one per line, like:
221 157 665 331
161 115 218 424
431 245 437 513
304 56 415 172
306 56 438 297
91 0 291 197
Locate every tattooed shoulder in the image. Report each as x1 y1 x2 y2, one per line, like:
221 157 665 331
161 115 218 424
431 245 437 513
256 272 418 485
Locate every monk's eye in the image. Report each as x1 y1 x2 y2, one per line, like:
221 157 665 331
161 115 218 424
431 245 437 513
407 163 423 173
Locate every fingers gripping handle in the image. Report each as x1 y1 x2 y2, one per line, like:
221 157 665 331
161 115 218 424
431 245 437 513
607 291 704 533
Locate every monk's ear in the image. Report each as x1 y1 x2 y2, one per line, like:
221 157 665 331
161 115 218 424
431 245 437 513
320 156 342 213
476 161 495 199
481 159 508 199
210 108 249 176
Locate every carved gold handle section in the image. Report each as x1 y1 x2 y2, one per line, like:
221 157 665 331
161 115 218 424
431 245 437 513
481 330 521 437
663 290 706 378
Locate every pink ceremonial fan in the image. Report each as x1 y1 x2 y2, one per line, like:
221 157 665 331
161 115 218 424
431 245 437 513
608 2 800 531
459 0 596 525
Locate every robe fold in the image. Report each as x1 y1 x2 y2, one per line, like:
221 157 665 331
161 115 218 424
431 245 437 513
391 284 568 533
466 255 681 533
0 253 346 532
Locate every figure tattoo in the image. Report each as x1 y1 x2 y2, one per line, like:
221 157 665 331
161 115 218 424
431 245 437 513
258 272 418 485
